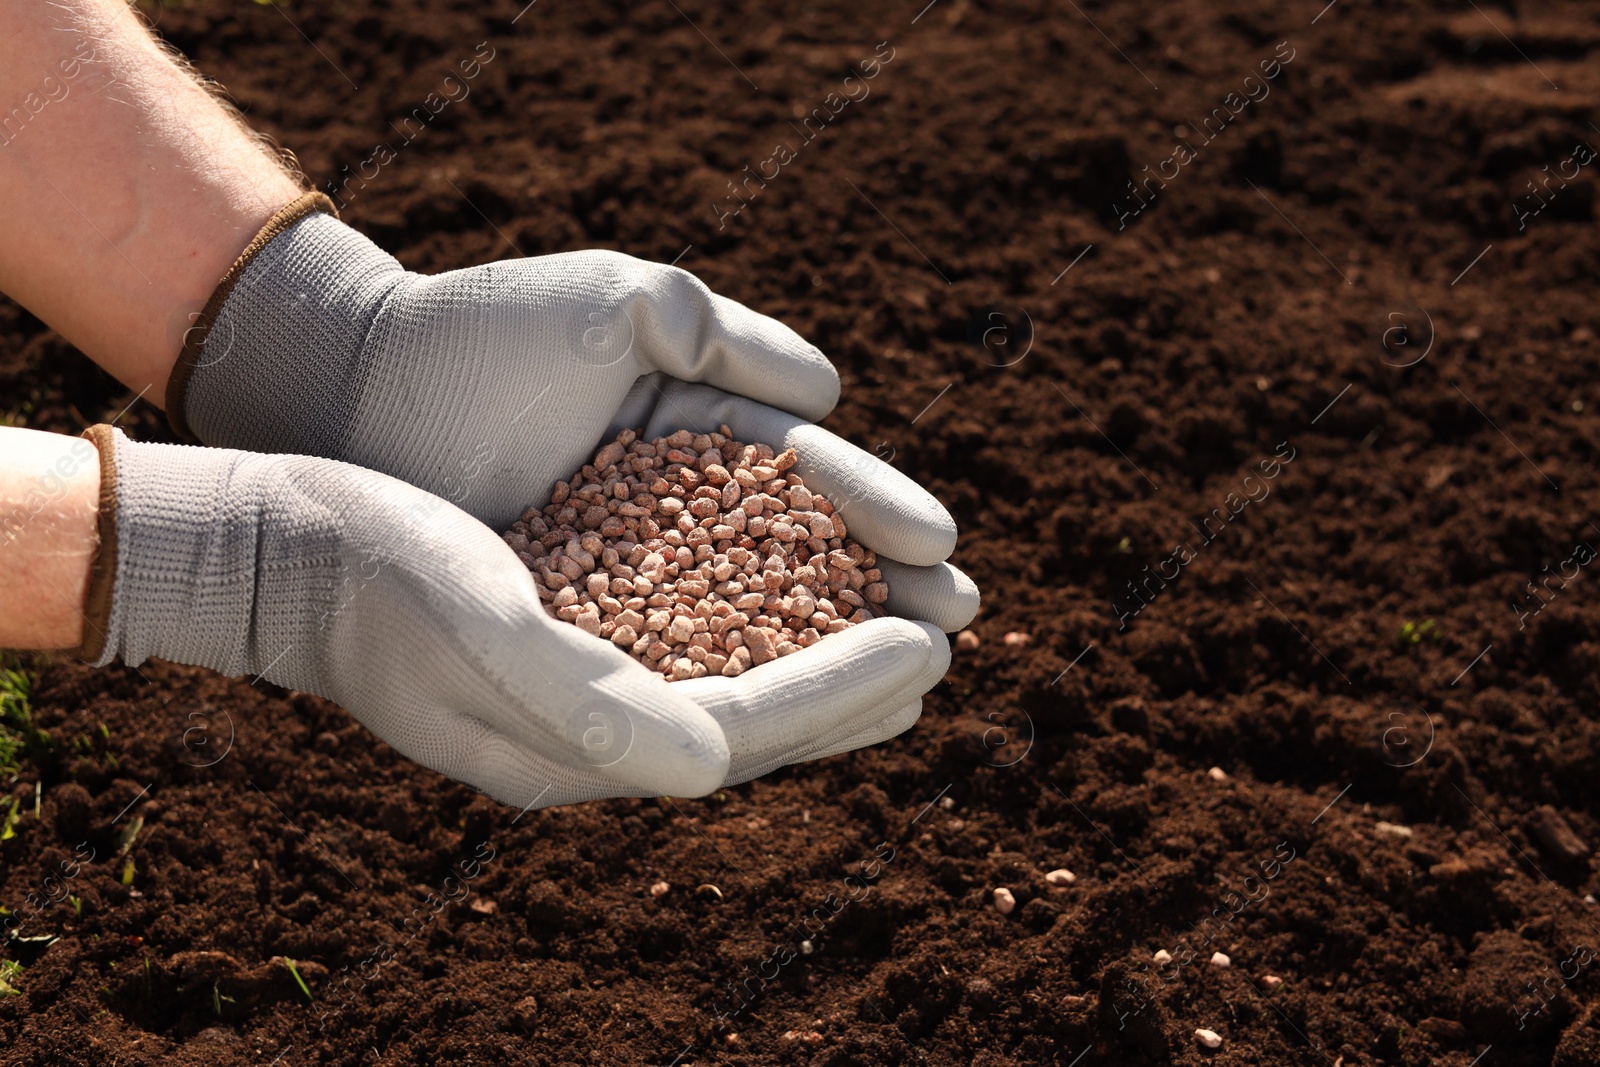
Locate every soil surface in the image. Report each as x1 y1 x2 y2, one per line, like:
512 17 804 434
4 0 1600 1064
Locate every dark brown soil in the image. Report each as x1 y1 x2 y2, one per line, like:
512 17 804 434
4 0 1600 1064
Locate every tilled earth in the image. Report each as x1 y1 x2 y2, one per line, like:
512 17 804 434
4 0 1600 1064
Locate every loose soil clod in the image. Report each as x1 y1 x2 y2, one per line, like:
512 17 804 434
502 427 888 680
1527 805 1593 863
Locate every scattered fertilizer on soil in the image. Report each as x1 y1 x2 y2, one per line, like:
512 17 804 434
503 427 887 680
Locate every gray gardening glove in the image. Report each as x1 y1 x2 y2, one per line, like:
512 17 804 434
75 425 733 808
167 195 979 778
75 427 951 805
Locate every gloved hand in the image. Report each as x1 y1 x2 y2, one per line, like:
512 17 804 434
76 426 957 808
167 194 979 777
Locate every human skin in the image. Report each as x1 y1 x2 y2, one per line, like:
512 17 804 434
0 0 298 645
0 428 100 650
0 0 301 407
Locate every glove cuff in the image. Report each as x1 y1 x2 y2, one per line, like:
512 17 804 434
70 427 266 674
164 190 342 442
170 200 410 461
70 424 122 664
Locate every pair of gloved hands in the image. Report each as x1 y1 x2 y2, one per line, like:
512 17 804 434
84 193 978 811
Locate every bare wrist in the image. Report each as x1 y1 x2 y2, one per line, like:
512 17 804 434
0 428 103 650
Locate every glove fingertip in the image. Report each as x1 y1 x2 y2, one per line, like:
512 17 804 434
912 619 954 678
583 683 730 799
798 347 841 421
658 721 732 797
876 559 981 632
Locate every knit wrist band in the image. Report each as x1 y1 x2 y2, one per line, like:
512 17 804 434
71 424 121 664
164 190 340 441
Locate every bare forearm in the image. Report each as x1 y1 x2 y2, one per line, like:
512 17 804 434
0 0 301 406
0 429 101 650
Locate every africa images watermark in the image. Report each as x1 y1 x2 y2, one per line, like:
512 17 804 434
0 435 98 551
0 39 107 149
314 839 498 1028
1111 40 1297 231
1513 534 1597 630
708 840 897 1026
323 41 498 212
710 41 897 231
1112 441 1297 631
1511 139 1596 233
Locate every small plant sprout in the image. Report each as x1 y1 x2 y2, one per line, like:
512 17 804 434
0 398 34 427
283 957 314 1002
0 796 20 842
114 815 144 856
0 662 50 777
1398 619 1439 645
69 896 83 917
0 959 22 996
119 857 135 886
